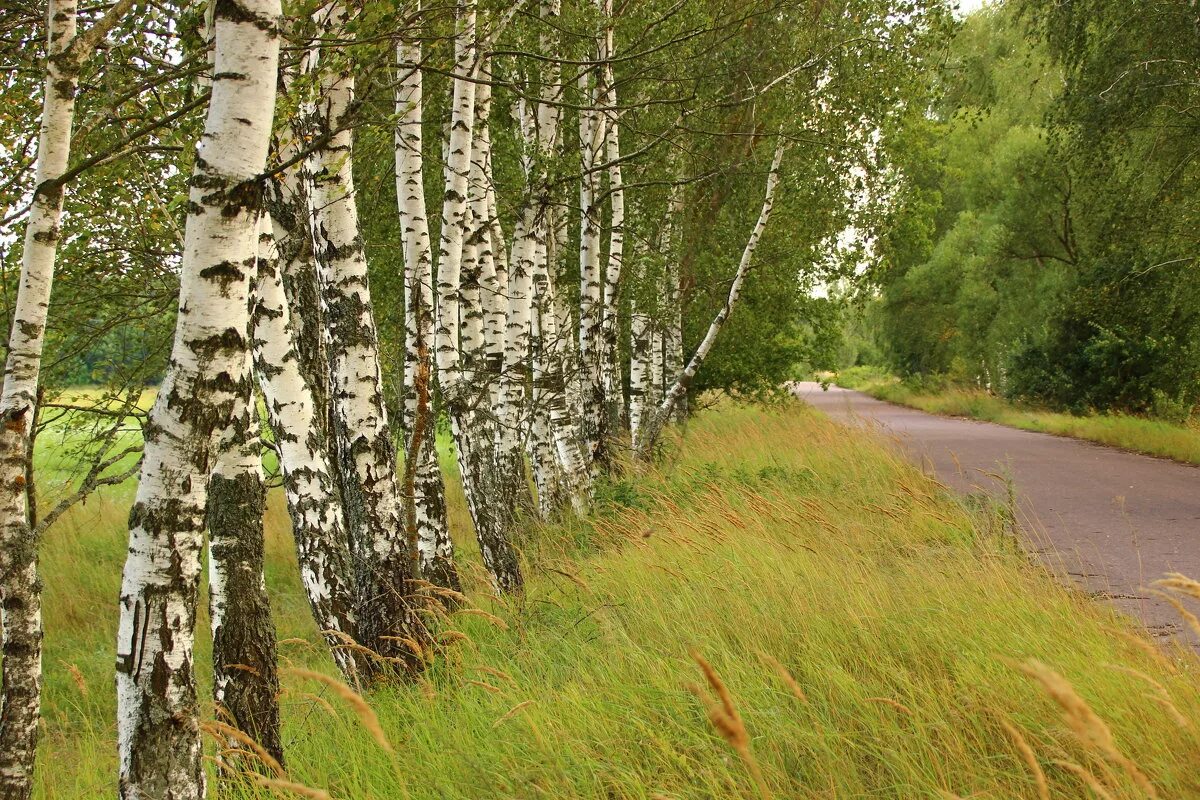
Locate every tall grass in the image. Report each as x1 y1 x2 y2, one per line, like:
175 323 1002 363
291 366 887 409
28 401 1200 798
836 367 1200 465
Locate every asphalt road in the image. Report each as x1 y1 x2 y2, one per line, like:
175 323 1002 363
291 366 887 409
793 381 1200 643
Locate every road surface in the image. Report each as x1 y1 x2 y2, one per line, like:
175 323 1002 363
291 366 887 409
793 382 1200 643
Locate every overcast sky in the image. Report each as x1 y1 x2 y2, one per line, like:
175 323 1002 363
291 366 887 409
957 0 988 15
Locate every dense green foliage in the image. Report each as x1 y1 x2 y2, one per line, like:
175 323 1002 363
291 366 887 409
871 2 1200 417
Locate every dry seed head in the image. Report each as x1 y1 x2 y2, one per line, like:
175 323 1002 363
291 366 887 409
866 697 913 716
476 665 517 685
61 661 87 695
252 774 332 800
468 679 503 694
1154 573 1200 600
1052 761 1115 800
1151 590 1200 638
285 667 394 754
1019 660 1157 798
493 699 536 728
756 652 807 703
997 717 1049 800
200 720 284 777
454 607 510 629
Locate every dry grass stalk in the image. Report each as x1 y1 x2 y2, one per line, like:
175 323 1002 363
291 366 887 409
866 697 913 716
756 652 807 703
996 717 1049 800
1105 664 1188 730
200 720 284 777
689 650 771 799
493 700 536 728
1150 590 1200 638
468 679 503 694
476 665 517 686
454 607 510 629
438 630 472 646
544 565 590 590
285 667 394 753
380 635 426 661
251 774 332 800
1019 660 1157 798
1153 573 1200 600
1052 760 1115 800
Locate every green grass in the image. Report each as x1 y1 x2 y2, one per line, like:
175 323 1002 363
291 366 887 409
29 400 1200 799
835 366 1200 466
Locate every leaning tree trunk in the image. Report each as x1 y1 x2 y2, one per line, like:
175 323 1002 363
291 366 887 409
115 3 280 797
637 139 786 458
206 352 282 769
256 163 365 683
395 23 459 592
0 3 133 795
305 1 425 670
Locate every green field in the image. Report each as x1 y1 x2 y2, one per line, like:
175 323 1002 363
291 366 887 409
835 367 1200 467
30 400 1200 798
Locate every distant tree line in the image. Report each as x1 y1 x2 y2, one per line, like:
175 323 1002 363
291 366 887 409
870 1 1200 419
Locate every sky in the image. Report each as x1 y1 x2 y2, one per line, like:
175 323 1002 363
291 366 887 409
957 0 988 15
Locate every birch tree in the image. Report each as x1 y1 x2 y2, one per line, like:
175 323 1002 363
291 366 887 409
305 1 426 667
395 19 459 592
114 2 280 796
0 1 134 796
637 138 787 457
436 1 524 593
597 0 626 456
257 160 365 682
206 351 281 767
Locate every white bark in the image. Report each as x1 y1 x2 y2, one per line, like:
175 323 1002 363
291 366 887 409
576 62 606 464
0 3 134 795
436 2 523 593
255 169 364 681
395 23 458 591
637 139 786 457
597 0 625 451
305 1 424 668
115 4 280 796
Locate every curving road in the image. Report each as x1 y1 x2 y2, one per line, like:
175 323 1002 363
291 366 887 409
793 382 1200 644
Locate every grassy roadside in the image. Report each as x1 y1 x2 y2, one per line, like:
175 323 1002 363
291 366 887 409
835 366 1200 466
33 401 1200 798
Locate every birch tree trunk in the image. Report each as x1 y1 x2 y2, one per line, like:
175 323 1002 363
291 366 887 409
525 0 591 513
305 2 425 669
637 139 786 457
597 0 625 455
395 25 459 592
115 4 280 796
436 4 523 593
0 3 133 794
662 185 686 422
206 352 282 767
576 62 606 467
256 166 364 682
